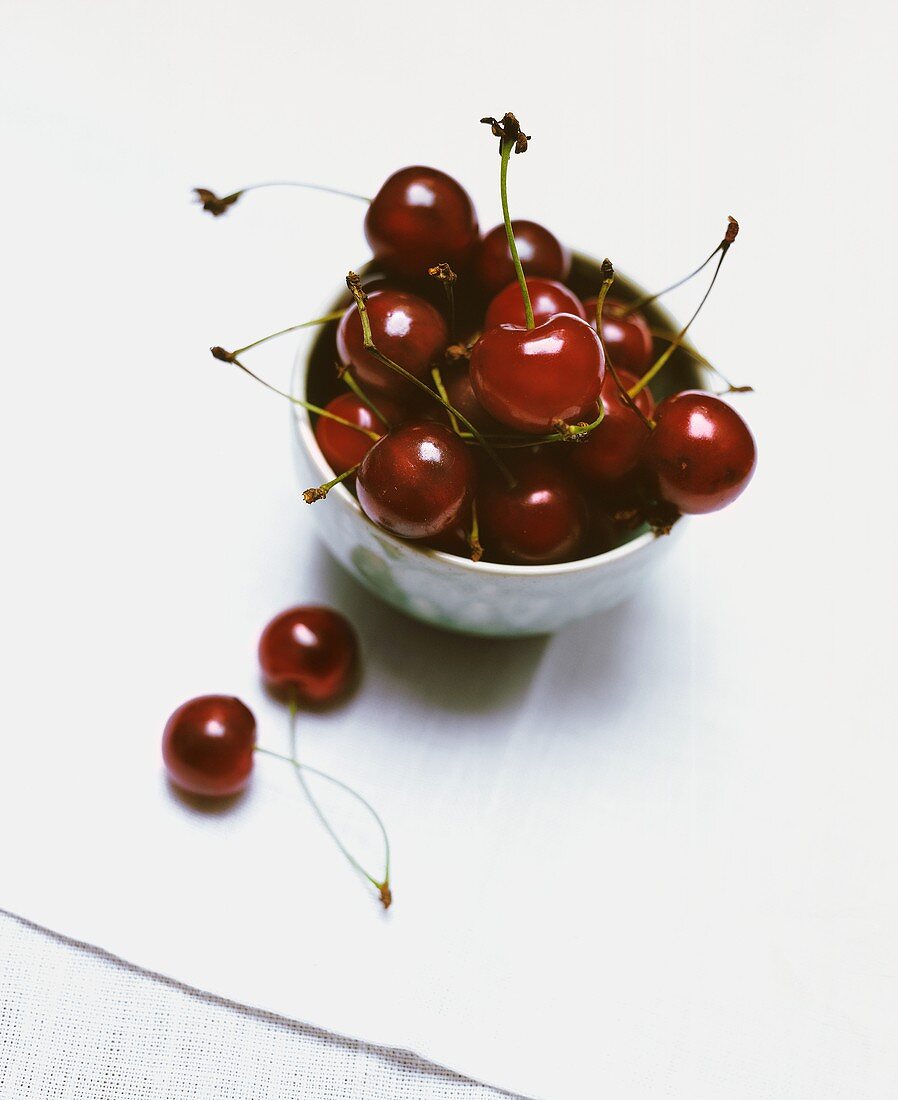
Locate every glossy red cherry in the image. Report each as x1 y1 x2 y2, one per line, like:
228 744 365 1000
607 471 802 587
484 278 586 331
427 503 475 558
357 421 476 539
583 297 654 373
258 606 359 705
365 167 479 278
440 362 502 433
647 391 756 513
477 452 588 565
337 289 448 397
474 221 570 298
568 368 655 486
162 695 256 797
470 314 604 434
314 393 407 475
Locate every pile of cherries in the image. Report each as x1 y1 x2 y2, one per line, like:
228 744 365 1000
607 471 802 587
203 111 756 566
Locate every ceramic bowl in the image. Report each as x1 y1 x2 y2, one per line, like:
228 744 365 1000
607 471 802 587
291 254 701 636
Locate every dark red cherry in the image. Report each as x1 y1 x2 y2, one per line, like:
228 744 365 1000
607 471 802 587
583 297 654 374
569 368 655 486
584 501 620 557
477 452 588 565
474 221 570 298
314 393 406 475
365 167 479 278
427 503 474 558
336 289 448 397
258 605 359 705
647 391 756 513
484 278 586 331
162 695 256 797
357 421 476 539
470 314 604 434
440 362 502 433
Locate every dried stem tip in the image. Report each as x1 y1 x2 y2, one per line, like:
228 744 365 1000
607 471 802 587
601 258 614 281
379 882 393 909
210 345 237 363
724 216 739 245
445 341 472 362
345 271 366 300
551 417 590 442
480 112 530 153
428 262 457 284
302 486 329 504
194 188 243 216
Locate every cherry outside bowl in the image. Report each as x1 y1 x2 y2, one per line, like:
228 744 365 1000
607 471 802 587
291 254 701 637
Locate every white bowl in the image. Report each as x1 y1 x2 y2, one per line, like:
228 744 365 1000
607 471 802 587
291 257 698 637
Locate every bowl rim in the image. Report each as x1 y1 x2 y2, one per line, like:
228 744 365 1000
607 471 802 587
290 255 691 577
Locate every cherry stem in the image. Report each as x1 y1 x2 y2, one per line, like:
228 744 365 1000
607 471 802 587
498 139 534 329
620 217 739 317
596 261 655 432
346 272 515 486
340 369 393 426
430 367 461 435
429 263 457 339
629 224 738 399
231 310 344 357
468 499 484 562
645 327 753 394
194 181 371 216
213 352 381 440
498 404 606 447
256 703 391 909
303 464 360 504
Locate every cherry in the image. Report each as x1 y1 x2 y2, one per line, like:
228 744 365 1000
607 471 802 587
477 451 588 565
583 297 654 373
439 362 502 433
470 314 604 434
337 289 448 398
427 503 477 558
474 220 571 298
314 393 406 475
584 501 620 557
484 277 586 331
365 167 479 278
258 606 359 705
162 695 256 797
356 421 476 539
647 391 756 513
568 368 655 486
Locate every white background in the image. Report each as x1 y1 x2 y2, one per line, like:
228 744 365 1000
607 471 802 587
2 1 897 1097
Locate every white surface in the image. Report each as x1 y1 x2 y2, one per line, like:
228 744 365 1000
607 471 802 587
0 911 519 1098
2 2 897 1098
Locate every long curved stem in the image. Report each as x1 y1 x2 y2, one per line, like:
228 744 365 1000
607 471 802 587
499 140 534 329
620 217 738 318
595 262 655 431
256 705 391 908
236 181 372 202
232 310 344 357
645 327 752 393
620 245 722 317
629 239 735 399
198 181 372 211
221 355 379 439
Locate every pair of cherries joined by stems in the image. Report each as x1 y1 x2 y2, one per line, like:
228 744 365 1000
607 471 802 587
163 606 393 908
200 111 756 567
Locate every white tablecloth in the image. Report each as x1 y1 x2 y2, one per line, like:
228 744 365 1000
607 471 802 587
0 912 520 1099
